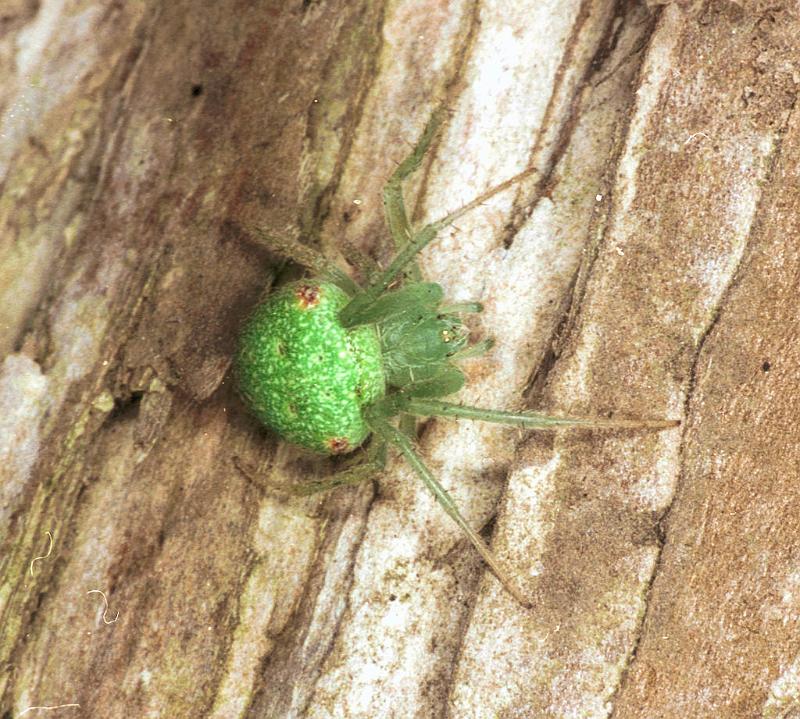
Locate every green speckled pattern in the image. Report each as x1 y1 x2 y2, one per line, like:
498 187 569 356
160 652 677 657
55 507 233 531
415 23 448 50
236 280 385 454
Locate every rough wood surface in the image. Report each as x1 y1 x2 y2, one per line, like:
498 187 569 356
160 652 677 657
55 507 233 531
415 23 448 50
1 1 798 717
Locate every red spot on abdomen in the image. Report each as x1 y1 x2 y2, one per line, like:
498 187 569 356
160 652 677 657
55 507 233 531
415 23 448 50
326 437 350 454
295 284 321 308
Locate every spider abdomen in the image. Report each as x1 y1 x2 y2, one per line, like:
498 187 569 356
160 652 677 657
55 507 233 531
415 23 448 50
236 280 385 454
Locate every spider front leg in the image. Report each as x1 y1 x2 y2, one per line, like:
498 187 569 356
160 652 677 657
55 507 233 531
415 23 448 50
383 108 446 254
342 107 549 326
292 441 387 496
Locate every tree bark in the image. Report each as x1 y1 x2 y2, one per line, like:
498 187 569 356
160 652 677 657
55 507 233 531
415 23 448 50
1 1 798 717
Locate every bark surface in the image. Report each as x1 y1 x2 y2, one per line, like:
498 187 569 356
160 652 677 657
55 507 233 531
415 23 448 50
1 1 798 718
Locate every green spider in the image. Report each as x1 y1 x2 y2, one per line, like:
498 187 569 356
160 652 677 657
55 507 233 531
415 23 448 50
236 109 678 607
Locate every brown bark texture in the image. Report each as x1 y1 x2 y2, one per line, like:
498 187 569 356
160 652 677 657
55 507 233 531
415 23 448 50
1 1 799 717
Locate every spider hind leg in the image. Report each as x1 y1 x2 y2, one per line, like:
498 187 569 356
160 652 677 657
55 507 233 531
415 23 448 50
292 441 387 496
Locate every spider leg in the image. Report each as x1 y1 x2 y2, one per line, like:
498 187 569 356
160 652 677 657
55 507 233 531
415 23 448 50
340 239 381 284
437 301 483 315
383 108 447 282
340 222 445 325
404 399 681 430
449 338 494 361
426 158 541 229
342 190 505 323
292 441 387 496
343 108 552 322
340 109 454 325
398 413 418 442
247 227 359 295
364 151 543 294
369 416 531 608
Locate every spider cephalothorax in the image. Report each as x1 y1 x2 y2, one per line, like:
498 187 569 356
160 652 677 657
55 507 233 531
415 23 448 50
236 109 678 606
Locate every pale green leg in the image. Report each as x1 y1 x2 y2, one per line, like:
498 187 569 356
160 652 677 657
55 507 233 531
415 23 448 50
247 227 359 295
438 301 483 315
369 416 531 608
405 399 681 430
340 239 381 284
340 220 448 326
292 442 387 496
341 110 450 326
383 109 447 254
342 108 549 326
449 338 494 361
341 192 494 325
